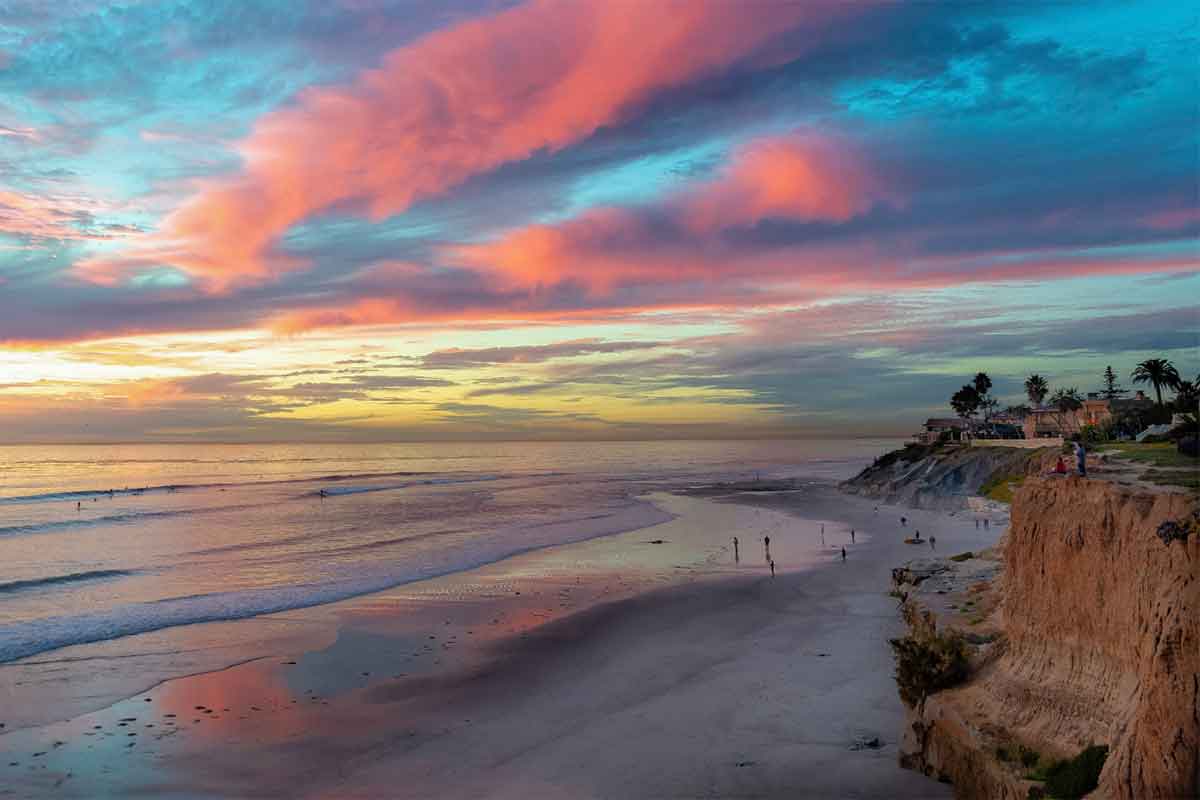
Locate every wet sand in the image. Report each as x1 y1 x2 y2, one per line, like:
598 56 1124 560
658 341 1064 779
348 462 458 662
0 486 1006 798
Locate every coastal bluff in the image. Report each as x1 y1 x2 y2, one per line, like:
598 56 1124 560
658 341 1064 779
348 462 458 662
889 474 1198 798
840 442 1056 510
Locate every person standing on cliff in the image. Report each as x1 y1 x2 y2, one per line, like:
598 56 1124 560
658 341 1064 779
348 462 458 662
1074 440 1087 477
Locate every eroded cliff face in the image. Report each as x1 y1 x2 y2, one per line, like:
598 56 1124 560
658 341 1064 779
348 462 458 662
843 445 1055 510
898 477 1198 799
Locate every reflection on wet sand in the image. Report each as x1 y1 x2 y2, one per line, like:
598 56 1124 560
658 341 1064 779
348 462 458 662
2 492 838 797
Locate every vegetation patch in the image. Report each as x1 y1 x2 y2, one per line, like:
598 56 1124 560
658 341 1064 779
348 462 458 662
1099 442 1197 468
978 447 1050 503
1026 744 1108 799
980 472 1023 503
1140 469 1200 492
1156 510 1200 544
889 605 970 713
948 551 975 562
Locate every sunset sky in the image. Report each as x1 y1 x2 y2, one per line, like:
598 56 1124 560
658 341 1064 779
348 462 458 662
1 0 1196 442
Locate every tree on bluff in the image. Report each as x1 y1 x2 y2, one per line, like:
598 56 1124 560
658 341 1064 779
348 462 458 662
951 385 982 422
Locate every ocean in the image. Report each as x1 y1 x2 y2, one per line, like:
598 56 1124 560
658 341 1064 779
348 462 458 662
0 439 892 667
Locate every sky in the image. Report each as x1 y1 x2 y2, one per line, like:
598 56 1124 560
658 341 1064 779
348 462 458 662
0 0 1196 442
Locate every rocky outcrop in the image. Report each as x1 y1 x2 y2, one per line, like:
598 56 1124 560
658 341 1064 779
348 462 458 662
843 444 1055 510
896 477 1198 799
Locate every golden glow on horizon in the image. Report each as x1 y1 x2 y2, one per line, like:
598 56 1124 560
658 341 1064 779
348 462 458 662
0 315 773 438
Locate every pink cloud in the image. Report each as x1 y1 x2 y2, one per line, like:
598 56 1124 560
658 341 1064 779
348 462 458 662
79 0 859 291
680 134 882 232
451 131 890 289
0 189 134 243
266 231 1195 337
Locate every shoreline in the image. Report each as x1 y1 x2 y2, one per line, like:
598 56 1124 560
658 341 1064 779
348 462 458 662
0 494 678 731
1 484 1003 798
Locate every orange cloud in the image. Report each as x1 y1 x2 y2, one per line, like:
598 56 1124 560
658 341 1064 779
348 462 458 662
680 134 882 232
452 131 888 288
75 0 857 290
122 378 190 408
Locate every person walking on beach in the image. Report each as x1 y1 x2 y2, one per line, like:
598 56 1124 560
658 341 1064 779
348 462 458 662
732 536 740 563
763 535 771 562
929 536 937 551
983 518 989 530
850 529 855 544
1074 440 1087 477
975 518 980 529
769 559 775 577
841 547 846 562
901 516 907 527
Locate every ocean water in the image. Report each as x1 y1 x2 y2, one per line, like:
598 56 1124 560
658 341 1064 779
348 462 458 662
0 440 892 665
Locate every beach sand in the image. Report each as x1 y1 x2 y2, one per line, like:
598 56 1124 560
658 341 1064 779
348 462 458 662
1 486 1006 798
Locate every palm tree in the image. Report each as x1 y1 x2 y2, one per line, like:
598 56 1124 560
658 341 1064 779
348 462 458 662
1130 358 1181 407
1173 380 1198 413
1024 374 1048 407
1048 387 1084 435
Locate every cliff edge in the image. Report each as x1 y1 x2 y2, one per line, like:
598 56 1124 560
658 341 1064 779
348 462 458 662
842 443 1055 510
894 476 1198 799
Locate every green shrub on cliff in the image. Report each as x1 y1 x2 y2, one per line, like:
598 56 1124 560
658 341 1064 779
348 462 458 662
1038 744 1108 799
980 471 1024 503
978 447 1052 503
889 614 969 713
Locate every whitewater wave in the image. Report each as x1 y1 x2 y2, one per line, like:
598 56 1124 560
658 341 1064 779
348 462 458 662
0 499 674 664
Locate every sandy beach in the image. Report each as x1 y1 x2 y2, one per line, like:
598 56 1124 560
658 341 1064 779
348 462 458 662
1 484 1006 799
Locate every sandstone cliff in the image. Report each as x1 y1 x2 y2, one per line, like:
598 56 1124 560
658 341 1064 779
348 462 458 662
842 444 1055 510
895 477 1198 799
